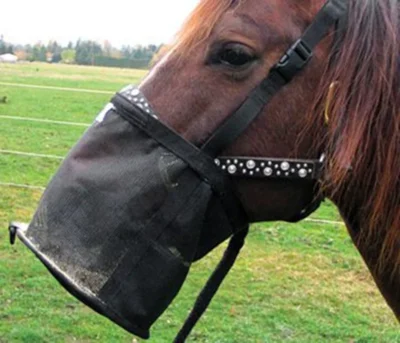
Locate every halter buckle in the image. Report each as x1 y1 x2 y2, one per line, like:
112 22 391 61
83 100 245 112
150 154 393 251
274 39 313 82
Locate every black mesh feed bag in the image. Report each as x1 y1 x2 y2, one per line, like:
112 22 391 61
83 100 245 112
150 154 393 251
10 86 249 340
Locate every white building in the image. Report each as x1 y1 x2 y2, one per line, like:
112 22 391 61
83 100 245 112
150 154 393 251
0 53 18 63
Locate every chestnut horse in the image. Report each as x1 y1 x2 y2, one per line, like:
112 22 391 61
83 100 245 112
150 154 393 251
141 0 400 323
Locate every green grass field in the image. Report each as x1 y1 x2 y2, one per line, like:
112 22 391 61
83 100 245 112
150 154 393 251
0 62 398 342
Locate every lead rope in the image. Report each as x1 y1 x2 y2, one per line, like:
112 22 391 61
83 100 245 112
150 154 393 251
173 227 250 343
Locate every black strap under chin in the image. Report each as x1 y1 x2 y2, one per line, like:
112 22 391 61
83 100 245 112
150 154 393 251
201 0 348 157
173 227 249 343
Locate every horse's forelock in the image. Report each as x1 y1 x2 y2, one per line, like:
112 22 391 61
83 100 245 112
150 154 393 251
170 0 237 57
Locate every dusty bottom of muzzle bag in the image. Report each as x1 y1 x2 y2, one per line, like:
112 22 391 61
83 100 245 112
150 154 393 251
8 222 151 339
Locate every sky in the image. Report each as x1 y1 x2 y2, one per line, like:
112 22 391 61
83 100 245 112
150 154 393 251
1 0 200 47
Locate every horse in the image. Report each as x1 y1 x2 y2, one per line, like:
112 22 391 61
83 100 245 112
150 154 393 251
9 0 399 340
140 0 400 325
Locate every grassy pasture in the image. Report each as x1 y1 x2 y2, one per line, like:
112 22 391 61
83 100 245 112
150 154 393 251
0 62 398 342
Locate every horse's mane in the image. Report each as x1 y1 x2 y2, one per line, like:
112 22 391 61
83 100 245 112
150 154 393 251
316 0 400 275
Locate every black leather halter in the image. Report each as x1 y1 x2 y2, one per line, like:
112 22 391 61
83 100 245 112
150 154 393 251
119 1 347 225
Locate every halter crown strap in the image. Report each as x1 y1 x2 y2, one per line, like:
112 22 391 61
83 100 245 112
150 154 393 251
201 0 348 156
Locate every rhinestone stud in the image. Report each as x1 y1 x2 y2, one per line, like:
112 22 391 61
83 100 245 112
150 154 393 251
264 167 273 176
214 159 221 166
281 161 290 171
298 169 308 178
228 165 237 174
246 160 256 169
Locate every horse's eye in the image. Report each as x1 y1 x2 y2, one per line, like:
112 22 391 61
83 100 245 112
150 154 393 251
212 43 256 68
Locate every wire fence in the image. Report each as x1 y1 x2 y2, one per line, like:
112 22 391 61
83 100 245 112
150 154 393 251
0 81 114 95
0 115 91 127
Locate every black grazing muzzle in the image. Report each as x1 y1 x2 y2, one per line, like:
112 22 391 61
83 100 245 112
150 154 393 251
11 86 248 338
9 0 348 341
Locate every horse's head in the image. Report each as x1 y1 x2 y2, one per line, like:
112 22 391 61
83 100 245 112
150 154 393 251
140 0 336 222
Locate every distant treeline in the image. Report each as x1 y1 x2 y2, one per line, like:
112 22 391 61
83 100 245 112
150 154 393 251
0 35 161 69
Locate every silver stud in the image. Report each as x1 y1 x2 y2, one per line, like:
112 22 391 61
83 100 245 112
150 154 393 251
268 161 272 166
264 167 273 176
275 164 279 169
246 160 256 169
133 97 138 102
144 103 149 107
131 89 140 96
281 161 290 171
299 169 308 178
249 171 254 176
239 163 244 167
228 165 237 174
291 168 296 173
242 169 247 174
285 172 289 176
227 160 231 164
304 163 308 167
214 159 221 166
308 169 312 173
222 165 226 170
277 171 281 176
297 164 301 168
256 168 260 172
261 162 265 167
234 159 238 164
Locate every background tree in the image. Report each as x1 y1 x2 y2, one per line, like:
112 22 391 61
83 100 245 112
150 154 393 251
103 40 113 57
61 49 76 64
32 43 47 62
0 35 5 54
75 40 102 65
